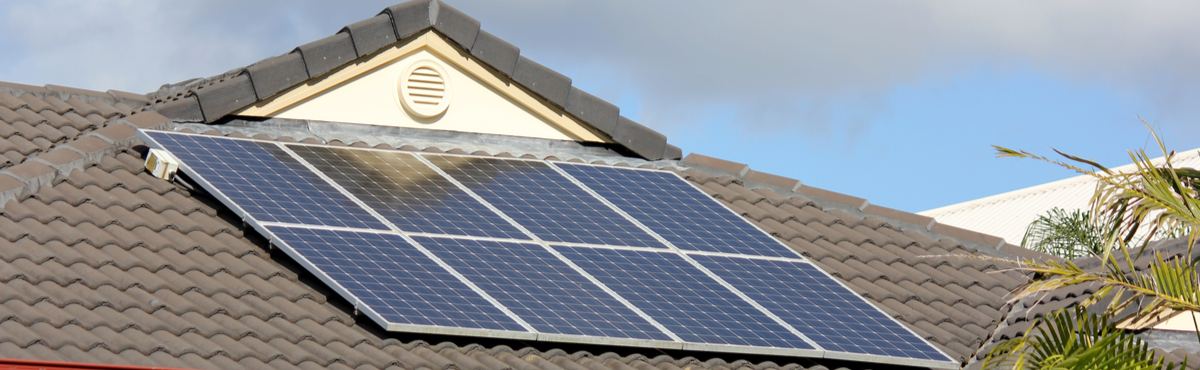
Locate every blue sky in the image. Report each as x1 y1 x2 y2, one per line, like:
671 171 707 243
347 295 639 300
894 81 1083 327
1 1 1197 212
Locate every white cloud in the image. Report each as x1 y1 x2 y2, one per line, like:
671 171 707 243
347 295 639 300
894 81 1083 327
1 1 1197 131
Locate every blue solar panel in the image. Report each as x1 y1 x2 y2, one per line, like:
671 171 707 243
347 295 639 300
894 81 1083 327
144 132 952 365
555 246 812 349
557 164 796 258
146 132 386 229
416 236 673 340
268 226 526 331
288 145 526 239
423 155 663 248
692 255 949 361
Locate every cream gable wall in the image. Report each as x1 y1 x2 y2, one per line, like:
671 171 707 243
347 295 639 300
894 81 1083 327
237 32 607 143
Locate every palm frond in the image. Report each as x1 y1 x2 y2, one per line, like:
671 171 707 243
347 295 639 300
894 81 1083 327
984 307 1183 370
1021 208 1105 259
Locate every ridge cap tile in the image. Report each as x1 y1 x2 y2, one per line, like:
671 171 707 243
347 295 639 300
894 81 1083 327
469 30 519 78
193 73 256 122
431 1 480 49
611 116 667 160
382 0 434 40
295 33 358 79
245 52 310 101
564 87 619 133
342 13 400 58
512 55 571 108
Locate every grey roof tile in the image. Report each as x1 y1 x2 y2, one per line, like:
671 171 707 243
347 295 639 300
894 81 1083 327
565 87 619 133
343 14 400 57
244 52 309 102
470 30 520 77
296 33 358 79
194 74 257 122
382 0 434 40
431 1 480 49
610 116 667 160
512 56 572 108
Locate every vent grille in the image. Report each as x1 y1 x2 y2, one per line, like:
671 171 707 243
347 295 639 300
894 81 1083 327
399 60 451 119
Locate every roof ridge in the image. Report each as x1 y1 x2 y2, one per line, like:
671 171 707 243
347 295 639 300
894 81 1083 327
0 111 169 207
0 81 149 107
145 0 679 161
678 152 1056 262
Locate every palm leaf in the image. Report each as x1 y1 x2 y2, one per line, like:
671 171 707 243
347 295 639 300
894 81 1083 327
984 307 1183 370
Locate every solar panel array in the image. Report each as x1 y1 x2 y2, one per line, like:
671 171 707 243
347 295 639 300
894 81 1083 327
142 130 955 368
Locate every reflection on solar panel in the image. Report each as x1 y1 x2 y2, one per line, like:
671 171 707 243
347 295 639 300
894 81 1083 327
146 131 386 229
140 130 956 368
423 155 663 248
555 246 811 349
692 254 948 360
289 145 526 239
267 226 526 332
416 236 673 341
557 163 797 258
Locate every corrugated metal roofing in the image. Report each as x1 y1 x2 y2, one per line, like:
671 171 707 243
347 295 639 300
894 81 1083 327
921 149 1200 246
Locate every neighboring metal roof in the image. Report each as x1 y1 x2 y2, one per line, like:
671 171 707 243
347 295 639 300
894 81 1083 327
921 149 1200 246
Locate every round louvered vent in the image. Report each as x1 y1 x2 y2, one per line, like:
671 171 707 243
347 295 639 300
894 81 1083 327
398 60 451 119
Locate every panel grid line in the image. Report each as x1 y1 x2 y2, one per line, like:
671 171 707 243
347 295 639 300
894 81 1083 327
552 162 954 363
420 153 665 248
558 163 807 259
276 143 538 333
411 153 684 342
655 168 956 362
139 130 958 367
545 162 823 351
287 145 526 239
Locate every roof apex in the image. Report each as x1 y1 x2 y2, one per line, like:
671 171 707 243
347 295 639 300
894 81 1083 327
147 0 677 161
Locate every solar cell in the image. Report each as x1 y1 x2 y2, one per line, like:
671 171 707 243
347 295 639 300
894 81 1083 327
145 131 386 229
555 246 812 349
142 131 953 366
268 226 527 331
423 155 663 248
288 145 526 239
692 255 950 361
416 236 673 340
557 164 797 258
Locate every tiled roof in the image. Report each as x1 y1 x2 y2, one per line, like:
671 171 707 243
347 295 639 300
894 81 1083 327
0 109 1037 368
0 82 145 170
0 1 1095 369
145 0 677 161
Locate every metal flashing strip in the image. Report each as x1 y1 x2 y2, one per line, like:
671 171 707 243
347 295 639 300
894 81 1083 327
137 129 957 367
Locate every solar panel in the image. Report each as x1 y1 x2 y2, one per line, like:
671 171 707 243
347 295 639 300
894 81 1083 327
145 131 386 229
415 236 674 341
141 131 957 368
423 155 663 248
267 226 527 332
557 163 797 258
288 145 526 239
554 246 813 350
692 254 951 361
